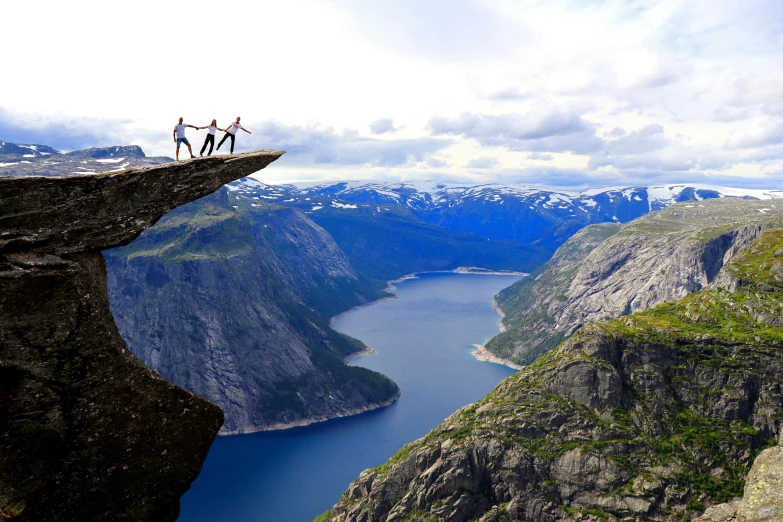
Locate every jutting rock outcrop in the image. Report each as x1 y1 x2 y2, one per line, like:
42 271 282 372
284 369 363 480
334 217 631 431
325 228 783 522
0 150 283 521
488 200 783 365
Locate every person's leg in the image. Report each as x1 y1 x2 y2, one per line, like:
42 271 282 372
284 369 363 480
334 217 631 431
207 134 215 155
229 133 236 153
175 140 180 160
180 137 194 158
217 132 230 150
200 135 209 156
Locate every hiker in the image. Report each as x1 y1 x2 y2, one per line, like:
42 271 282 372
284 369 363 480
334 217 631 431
216 116 251 154
197 119 224 157
173 117 199 160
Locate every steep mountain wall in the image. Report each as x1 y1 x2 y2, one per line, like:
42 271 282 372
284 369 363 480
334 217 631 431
0 150 282 521
325 228 783 522
488 200 783 365
105 190 400 434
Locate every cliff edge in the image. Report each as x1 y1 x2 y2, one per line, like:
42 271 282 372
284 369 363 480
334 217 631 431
0 150 283 521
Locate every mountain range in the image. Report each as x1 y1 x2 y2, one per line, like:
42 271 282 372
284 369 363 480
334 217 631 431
229 178 783 251
7 140 783 436
0 140 170 176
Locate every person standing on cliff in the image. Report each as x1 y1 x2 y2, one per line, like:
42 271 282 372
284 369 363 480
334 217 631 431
216 116 251 154
197 119 225 157
173 117 198 160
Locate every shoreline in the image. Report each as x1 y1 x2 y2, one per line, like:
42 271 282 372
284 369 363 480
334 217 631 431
387 267 529 291
329 295 399 327
333 268 528 325
225 268 526 436
219 389 402 435
343 345 377 363
492 297 508 333
334 267 527 372
471 343 524 371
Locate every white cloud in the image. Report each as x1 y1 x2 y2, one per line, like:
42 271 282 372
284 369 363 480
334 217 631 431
725 119 783 149
1 0 783 188
465 156 500 169
427 106 603 153
369 118 397 134
732 74 783 106
526 152 554 161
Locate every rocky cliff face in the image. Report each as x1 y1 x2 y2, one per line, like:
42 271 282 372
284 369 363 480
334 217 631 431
104 189 400 434
488 200 783 365
325 228 783 522
0 150 282 521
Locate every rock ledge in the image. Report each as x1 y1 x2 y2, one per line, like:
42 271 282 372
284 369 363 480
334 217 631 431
0 150 283 521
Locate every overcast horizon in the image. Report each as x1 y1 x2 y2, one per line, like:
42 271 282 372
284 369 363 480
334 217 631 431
2 0 783 188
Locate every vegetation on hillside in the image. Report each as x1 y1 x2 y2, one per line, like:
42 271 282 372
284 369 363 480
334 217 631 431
327 229 783 522
487 201 783 366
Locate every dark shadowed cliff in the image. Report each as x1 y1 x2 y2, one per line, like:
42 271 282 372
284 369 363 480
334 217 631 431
104 190 400 434
0 150 282 521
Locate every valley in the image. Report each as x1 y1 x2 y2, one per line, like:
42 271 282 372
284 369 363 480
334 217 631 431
326 206 783 522
4 3 783 520
4 140 783 521
179 272 521 522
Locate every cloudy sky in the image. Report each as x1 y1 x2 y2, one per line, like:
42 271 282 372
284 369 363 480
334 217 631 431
2 0 783 187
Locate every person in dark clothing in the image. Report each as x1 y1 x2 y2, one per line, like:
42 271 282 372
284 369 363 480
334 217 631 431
217 116 252 154
197 119 225 157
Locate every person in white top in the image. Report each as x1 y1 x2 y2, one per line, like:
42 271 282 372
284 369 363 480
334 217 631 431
173 117 199 160
196 119 225 157
216 116 252 154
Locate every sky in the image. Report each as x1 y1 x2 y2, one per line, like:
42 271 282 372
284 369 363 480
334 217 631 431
2 0 783 187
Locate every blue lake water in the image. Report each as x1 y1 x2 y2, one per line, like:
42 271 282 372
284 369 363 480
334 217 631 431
178 272 522 522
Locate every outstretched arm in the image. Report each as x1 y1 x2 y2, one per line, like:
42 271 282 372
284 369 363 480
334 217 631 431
242 128 252 134
187 124 199 129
